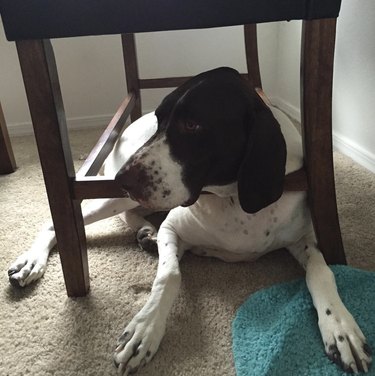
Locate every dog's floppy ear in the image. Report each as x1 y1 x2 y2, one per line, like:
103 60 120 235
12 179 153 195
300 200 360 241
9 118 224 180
237 95 287 213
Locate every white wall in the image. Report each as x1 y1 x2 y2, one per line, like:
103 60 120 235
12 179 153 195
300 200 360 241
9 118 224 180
266 1 375 173
2 7 375 174
333 0 375 173
271 21 301 121
0 21 279 135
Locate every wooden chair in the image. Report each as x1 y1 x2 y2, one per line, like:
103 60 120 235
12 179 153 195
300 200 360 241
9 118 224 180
0 0 345 297
0 102 16 174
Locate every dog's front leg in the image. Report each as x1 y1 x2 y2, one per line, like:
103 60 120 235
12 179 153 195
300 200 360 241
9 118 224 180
8 198 135 287
288 240 372 373
114 222 187 375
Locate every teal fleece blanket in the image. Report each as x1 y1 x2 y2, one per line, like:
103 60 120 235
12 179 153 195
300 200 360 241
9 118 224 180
232 266 374 375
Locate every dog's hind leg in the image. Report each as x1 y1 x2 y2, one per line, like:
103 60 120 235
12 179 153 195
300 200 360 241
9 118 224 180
120 210 160 253
288 237 372 373
8 198 137 287
114 220 188 375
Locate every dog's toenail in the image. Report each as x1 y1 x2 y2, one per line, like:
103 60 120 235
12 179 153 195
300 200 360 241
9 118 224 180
8 269 18 276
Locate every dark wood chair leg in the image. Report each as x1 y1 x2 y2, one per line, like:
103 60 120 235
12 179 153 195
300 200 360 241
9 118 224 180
122 34 142 122
0 102 17 174
300 19 346 265
16 39 90 296
244 24 262 88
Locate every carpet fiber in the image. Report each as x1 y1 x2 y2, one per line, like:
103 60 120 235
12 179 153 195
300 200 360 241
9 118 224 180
1 128 374 376
233 265 375 376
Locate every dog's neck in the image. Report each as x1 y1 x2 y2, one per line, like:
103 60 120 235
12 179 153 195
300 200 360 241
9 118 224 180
202 183 238 197
202 167 307 198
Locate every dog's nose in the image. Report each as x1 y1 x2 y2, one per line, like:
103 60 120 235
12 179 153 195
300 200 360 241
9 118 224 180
115 163 147 196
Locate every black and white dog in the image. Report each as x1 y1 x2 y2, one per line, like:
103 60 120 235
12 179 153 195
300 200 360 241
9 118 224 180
8 68 371 375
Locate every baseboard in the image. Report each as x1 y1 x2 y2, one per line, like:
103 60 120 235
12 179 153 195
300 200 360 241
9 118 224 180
270 96 301 122
271 97 375 174
8 114 113 137
333 132 375 174
9 108 375 175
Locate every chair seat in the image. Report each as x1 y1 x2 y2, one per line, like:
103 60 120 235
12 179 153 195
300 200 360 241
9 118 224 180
1 0 341 41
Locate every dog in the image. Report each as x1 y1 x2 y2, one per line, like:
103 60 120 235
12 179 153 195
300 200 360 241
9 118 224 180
8 67 372 375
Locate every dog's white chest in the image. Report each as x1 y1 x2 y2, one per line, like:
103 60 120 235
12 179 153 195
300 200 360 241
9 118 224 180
167 191 308 262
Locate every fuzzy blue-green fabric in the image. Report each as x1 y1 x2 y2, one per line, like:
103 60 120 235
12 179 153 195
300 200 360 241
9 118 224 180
232 265 375 375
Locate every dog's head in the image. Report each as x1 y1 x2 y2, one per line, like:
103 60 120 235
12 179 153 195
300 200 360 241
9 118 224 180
116 67 286 213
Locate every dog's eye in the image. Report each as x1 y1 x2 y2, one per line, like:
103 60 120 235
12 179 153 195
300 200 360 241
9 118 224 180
183 122 202 133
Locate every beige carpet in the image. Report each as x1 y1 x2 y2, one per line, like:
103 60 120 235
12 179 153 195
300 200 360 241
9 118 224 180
1 128 375 376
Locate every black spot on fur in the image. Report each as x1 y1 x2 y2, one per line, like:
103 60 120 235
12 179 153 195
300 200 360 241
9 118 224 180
118 331 129 343
328 344 341 361
139 237 158 253
327 344 344 369
338 335 345 342
163 189 171 197
328 344 337 352
326 309 332 315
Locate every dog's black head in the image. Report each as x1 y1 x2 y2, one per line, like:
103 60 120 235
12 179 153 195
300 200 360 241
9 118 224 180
116 67 286 213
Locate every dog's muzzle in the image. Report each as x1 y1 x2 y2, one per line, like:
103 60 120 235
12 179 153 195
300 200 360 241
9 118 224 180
115 163 152 205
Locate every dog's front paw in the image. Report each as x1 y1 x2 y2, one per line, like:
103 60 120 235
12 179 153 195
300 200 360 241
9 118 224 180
320 305 372 373
114 308 165 375
8 250 48 287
